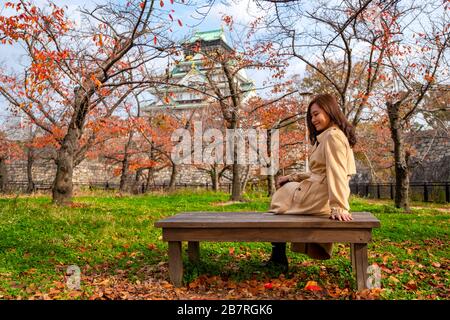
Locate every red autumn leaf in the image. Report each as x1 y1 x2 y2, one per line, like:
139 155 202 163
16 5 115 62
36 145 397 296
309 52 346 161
178 19 183 27
228 247 235 256
264 283 273 289
153 36 157 45
306 285 322 291
305 281 322 291
169 14 173 21
160 0 164 7
424 74 434 82
139 2 145 9
90 74 102 87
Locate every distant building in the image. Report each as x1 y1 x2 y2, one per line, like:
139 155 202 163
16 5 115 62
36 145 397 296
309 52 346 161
145 29 255 114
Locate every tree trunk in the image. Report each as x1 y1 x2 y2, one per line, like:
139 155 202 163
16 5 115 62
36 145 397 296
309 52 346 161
230 112 243 201
146 168 153 191
211 164 219 191
266 129 275 197
26 147 35 193
240 165 250 194
0 158 7 193
131 168 143 194
169 162 178 191
267 174 275 197
119 132 134 192
119 156 129 193
387 101 411 211
52 86 90 205
231 162 242 201
52 126 78 205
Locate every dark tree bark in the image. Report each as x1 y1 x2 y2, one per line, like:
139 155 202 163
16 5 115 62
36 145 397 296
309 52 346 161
229 100 242 201
240 165 251 195
119 132 134 192
387 101 411 211
211 164 219 191
0 158 7 193
267 175 276 197
266 129 276 197
53 122 80 205
26 147 35 193
169 162 178 191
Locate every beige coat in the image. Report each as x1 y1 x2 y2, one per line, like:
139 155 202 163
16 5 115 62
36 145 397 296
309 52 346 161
268 125 356 259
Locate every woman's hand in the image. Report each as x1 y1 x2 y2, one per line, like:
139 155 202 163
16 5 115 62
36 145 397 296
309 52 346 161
276 176 290 189
330 208 353 221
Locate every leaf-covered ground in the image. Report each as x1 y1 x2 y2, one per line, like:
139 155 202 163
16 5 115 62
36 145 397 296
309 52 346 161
0 190 448 300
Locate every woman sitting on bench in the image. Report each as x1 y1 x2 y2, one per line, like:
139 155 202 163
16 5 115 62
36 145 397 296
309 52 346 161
265 93 357 270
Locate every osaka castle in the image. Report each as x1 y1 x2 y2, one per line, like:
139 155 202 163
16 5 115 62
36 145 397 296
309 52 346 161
146 29 256 112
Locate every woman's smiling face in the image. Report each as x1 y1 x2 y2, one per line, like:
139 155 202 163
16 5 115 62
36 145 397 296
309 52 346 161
310 103 332 132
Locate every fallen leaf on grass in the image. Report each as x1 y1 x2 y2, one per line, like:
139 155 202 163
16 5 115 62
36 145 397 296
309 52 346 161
264 283 273 289
388 276 400 283
305 281 322 291
405 280 417 290
431 262 441 268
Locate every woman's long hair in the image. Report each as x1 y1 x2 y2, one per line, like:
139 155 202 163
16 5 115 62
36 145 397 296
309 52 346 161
306 94 357 147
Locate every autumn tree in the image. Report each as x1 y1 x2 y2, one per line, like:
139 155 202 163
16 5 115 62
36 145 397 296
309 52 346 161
243 94 308 196
379 1 450 210
353 119 394 182
187 103 231 191
254 0 398 126
255 0 449 210
155 22 289 200
418 86 450 130
0 0 180 204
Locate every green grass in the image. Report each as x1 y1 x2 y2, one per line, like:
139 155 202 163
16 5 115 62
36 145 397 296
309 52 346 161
0 189 448 300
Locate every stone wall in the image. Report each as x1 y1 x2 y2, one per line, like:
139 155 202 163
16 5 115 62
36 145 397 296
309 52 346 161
408 130 450 182
3 129 448 191
5 160 120 191
4 160 266 191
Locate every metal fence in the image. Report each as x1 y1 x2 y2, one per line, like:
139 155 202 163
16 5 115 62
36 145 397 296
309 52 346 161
4 180 449 203
3 180 236 193
350 182 450 203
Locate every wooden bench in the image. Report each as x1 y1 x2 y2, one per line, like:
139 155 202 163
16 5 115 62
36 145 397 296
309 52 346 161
154 211 380 291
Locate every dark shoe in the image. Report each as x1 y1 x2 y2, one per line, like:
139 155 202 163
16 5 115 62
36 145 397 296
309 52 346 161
261 258 289 272
261 242 289 273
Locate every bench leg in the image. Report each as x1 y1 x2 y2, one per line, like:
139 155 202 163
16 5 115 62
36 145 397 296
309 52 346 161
188 241 200 263
351 243 368 291
168 241 183 287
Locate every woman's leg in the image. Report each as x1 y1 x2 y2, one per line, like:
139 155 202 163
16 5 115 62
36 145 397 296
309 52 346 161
291 242 332 260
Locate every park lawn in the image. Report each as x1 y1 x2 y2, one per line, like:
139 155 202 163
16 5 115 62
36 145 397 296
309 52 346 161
0 190 448 300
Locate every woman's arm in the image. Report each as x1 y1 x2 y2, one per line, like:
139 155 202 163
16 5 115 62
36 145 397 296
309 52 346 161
324 132 353 221
276 172 311 189
287 172 312 182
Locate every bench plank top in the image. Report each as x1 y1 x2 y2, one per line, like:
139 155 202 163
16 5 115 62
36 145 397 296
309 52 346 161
154 211 380 229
